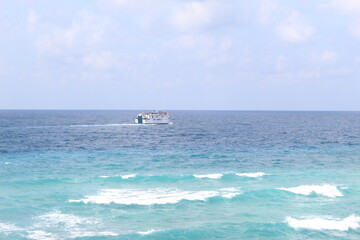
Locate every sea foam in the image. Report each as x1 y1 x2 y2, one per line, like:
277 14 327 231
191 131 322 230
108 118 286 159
121 174 136 179
34 211 98 228
279 184 343 197
194 174 223 179
287 215 360 231
0 222 24 234
236 172 266 178
138 229 162 235
33 211 118 239
69 188 242 205
27 230 56 240
70 231 119 238
99 174 136 179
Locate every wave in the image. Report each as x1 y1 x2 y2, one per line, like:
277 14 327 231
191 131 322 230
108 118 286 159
70 231 119 238
69 187 242 205
34 211 98 228
0 212 119 239
236 172 267 178
279 184 343 197
34 211 119 239
27 230 56 240
27 229 118 240
99 174 136 179
137 229 163 235
286 215 360 231
96 172 268 181
0 222 24 233
121 174 136 179
194 174 223 179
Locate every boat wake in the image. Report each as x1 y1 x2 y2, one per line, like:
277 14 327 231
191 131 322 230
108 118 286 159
70 123 141 127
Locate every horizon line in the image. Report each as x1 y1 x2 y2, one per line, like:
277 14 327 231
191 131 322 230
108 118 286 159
1 109 360 112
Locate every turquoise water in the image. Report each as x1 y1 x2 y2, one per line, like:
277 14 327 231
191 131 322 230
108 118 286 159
1 111 360 239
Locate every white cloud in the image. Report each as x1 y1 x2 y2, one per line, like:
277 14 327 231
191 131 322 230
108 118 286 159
35 22 80 52
34 11 109 54
83 51 114 70
179 35 196 47
321 51 337 63
332 0 360 38
275 55 286 72
36 34 54 52
206 38 233 66
310 50 337 64
102 0 129 7
27 9 39 32
350 20 360 38
257 0 279 25
276 12 314 42
172 1 213 31
332 0 360 13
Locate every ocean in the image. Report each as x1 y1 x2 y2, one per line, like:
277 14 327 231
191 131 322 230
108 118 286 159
1 110 360 240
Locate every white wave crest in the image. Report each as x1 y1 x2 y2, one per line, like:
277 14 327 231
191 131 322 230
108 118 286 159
138 229 162 235
99 174 136 179
194 174 223 179
4 162 11 165
0 222 24 234
27 230 56 240
34 211 98 228
287 215 360 231
70 231 119 238
121 174 136 179
279 184 343 198
236 172 266 178
69 187 242 205
220 187 242 198
34 211 118 238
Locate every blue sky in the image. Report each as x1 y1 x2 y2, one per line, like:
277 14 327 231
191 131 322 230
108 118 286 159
0 0 359 110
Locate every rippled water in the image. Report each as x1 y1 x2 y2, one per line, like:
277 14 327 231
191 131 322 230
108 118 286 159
1 110 360 239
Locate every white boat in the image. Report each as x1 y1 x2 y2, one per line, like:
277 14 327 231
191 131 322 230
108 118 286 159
135 111 170 124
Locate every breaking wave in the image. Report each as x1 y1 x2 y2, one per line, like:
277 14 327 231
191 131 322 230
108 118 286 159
279 184 343 197
137 229 163 235
193 174 223 179
69 187 242 205
287 215 360 231
99 174 136 179
95 172 270 182
236 172 267 178
27 230 56 240
34 211 98 228
0 222 24 234
121 174 136 179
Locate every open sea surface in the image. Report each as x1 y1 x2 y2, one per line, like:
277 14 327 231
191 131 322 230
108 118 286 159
1 110 360 240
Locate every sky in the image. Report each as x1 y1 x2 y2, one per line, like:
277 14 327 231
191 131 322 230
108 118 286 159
0 0 359 110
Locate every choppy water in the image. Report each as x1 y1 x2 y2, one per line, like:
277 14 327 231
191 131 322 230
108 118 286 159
1 110 360 239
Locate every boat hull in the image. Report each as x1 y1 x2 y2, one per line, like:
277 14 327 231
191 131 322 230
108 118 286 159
135 119 170 124
135 111 170 124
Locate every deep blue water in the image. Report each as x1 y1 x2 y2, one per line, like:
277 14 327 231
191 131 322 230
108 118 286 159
1 110 360 240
